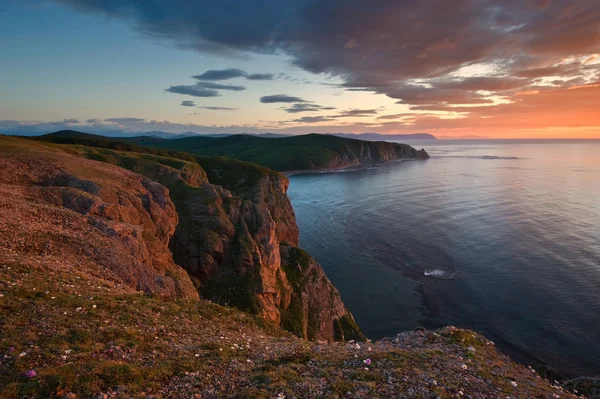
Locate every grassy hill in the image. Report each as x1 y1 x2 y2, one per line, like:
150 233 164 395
39 131 429 172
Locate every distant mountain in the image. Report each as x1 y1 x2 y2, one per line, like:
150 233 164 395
333 132 436 141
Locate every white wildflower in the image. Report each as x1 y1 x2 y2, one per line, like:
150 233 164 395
511 381 518 387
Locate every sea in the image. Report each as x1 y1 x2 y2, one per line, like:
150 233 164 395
287 139 600 377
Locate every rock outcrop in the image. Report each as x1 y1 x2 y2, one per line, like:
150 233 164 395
0 137 198 299
33 135 362 342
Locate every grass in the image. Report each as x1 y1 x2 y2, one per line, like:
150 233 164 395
0 259 288 398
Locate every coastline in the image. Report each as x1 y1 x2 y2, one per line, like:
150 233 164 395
282 157 426 177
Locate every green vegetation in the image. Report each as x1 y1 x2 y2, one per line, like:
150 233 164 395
38 130 427 172
0 261 287 398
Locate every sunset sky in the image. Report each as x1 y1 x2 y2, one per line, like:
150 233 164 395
1 0 599 138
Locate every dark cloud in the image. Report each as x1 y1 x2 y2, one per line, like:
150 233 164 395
246 73 274 80
283 103 336 113
60 0 600 121
166 85 219 97
197 106 240 111
181 100 196 107
335 109 379 117
292 116 333 123
192 68 247 80
261 94 306 103
60 118 80 124
196 82 245 91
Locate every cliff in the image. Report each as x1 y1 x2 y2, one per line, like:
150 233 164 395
0 137 198 299
22 134 361 342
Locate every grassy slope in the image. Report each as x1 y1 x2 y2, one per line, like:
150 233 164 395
40 131 423 171
36 132 284 189
0 259 577 399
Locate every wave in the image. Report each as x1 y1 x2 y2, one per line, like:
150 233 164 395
424 268 455 279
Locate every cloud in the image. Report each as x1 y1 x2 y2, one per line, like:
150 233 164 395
195 82 245 91
246 73 274 80
166 85 219 97
192 68 247 80
260 94 306 103
292 116 333 123
55 0 600 135
181 100 196 107
192 69 275 81
335 109 379 117
197 106 240 111
282 103 336 113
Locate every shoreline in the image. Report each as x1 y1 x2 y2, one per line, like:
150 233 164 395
282 157 426 177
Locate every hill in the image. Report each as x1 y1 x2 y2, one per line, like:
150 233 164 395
122 133 430 171
39 131 430 172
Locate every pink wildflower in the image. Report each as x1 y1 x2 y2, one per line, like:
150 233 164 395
23 370 36 378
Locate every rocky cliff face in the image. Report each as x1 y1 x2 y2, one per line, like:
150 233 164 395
51 139 362 342
0 137 198 299
320 140 430 170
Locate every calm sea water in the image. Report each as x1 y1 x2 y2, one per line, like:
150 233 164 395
288 139 600 377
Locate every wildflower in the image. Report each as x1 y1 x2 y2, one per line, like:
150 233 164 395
23 370 36 378
92 304 97 309
8 347 15 353
195 354 200 357
363 358 372 365
511 381 518 387
277 393 285 399
461 364 468 370
19 352 27 357
368 347 372 352
65 349 72 354
467 346 475 352
364 367 369 370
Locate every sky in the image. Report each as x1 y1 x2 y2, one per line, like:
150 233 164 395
1 0 599 138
